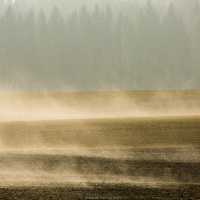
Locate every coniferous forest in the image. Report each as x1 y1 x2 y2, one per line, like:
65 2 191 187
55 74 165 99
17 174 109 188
0 0 200 92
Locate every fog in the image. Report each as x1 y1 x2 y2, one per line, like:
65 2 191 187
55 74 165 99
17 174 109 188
0 0 200 92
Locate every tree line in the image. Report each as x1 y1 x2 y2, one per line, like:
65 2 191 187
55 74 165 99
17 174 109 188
0 1 200 91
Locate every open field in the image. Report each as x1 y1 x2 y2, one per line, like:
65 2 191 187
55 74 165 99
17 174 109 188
0 184 199 200
0 116 200 149
0 116 199 199
0 147 199 199
0 90 199 199
0 147 199 186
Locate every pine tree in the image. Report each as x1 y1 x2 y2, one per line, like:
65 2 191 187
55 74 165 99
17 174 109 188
114 11 129 88
66 12 80 88
48 5 66 86
162 3 191 88
91 4 104 88
137 1 161 89
2 6 17 59
36 9 50 88
23 9 36 66
192 1 200 87
101 5 115 88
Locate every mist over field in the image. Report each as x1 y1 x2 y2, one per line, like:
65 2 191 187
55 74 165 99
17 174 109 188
0 90 199 193
0 90 200 121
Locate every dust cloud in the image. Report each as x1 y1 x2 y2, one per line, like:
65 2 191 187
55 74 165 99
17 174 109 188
0 148 199 187
0 91 199 187
0 90 200 122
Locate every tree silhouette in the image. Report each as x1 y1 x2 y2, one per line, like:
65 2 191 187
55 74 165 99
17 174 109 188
162 3 190 88
0 1 198 91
